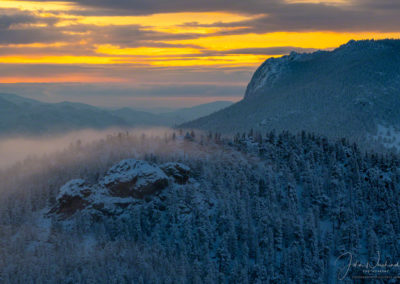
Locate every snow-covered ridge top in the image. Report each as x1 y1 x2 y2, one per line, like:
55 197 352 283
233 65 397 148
337 39 388 51
244 39 400 99
244 51 312 98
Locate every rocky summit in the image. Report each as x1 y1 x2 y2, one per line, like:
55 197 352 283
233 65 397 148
49 159 191 219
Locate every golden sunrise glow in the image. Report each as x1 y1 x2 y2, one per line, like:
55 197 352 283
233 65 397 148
0 1 78 11
0 0 399 83
148 54 271 67
96 45 201 56
165 31 400 51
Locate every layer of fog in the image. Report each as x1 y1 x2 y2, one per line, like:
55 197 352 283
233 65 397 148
0 127 174 170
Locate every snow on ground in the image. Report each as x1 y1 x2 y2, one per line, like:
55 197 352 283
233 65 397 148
368 124 400 151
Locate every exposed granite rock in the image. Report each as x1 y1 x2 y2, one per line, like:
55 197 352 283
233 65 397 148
49 159 191 219
160 162 190 184
49 179 91 217
101 159 169 198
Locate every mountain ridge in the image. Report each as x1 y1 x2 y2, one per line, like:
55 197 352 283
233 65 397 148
181 39 400 150
0 93 233 136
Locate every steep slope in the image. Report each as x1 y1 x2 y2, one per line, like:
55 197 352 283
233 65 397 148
182 39 400 149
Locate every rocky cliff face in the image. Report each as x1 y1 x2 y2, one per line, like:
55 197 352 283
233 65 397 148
49 159 191 219
244 51 304 99
244 39 399 100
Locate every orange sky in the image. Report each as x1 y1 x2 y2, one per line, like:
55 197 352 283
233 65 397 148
0 0 399 107
1 1 400 81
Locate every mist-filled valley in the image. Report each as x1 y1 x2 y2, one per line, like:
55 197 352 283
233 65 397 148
1 128 400 283
0 128 141 170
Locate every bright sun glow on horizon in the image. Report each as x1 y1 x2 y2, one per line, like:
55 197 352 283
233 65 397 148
0 0 399 84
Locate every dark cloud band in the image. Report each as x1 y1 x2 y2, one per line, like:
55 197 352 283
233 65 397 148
10 0 400 33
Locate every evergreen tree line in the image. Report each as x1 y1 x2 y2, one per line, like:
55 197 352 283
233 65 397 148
0 129 399 283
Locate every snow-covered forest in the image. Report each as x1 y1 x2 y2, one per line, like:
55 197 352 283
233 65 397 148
1 129 399 283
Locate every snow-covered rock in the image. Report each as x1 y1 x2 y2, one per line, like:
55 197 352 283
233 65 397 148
57 179 92 200
101 159 169 198
49 159 191 219
160 162 190 184
49 179 92 217
244 55 289 96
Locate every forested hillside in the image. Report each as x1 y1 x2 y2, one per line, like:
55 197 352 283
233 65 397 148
182 39 400 152
0 129 399 283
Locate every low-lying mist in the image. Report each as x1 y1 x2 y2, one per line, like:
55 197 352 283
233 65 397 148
0 127 175 170
0 126 227 224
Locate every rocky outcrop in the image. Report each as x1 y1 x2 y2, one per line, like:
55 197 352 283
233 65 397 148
101 159 169 198
49 179 91 217
160 162 190 184
49 159 191 219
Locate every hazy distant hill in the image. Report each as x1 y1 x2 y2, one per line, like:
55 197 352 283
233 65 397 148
159 101 234 125
112 101 233 127
182 39 400 150
0 94 127 135
0 93 232 136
